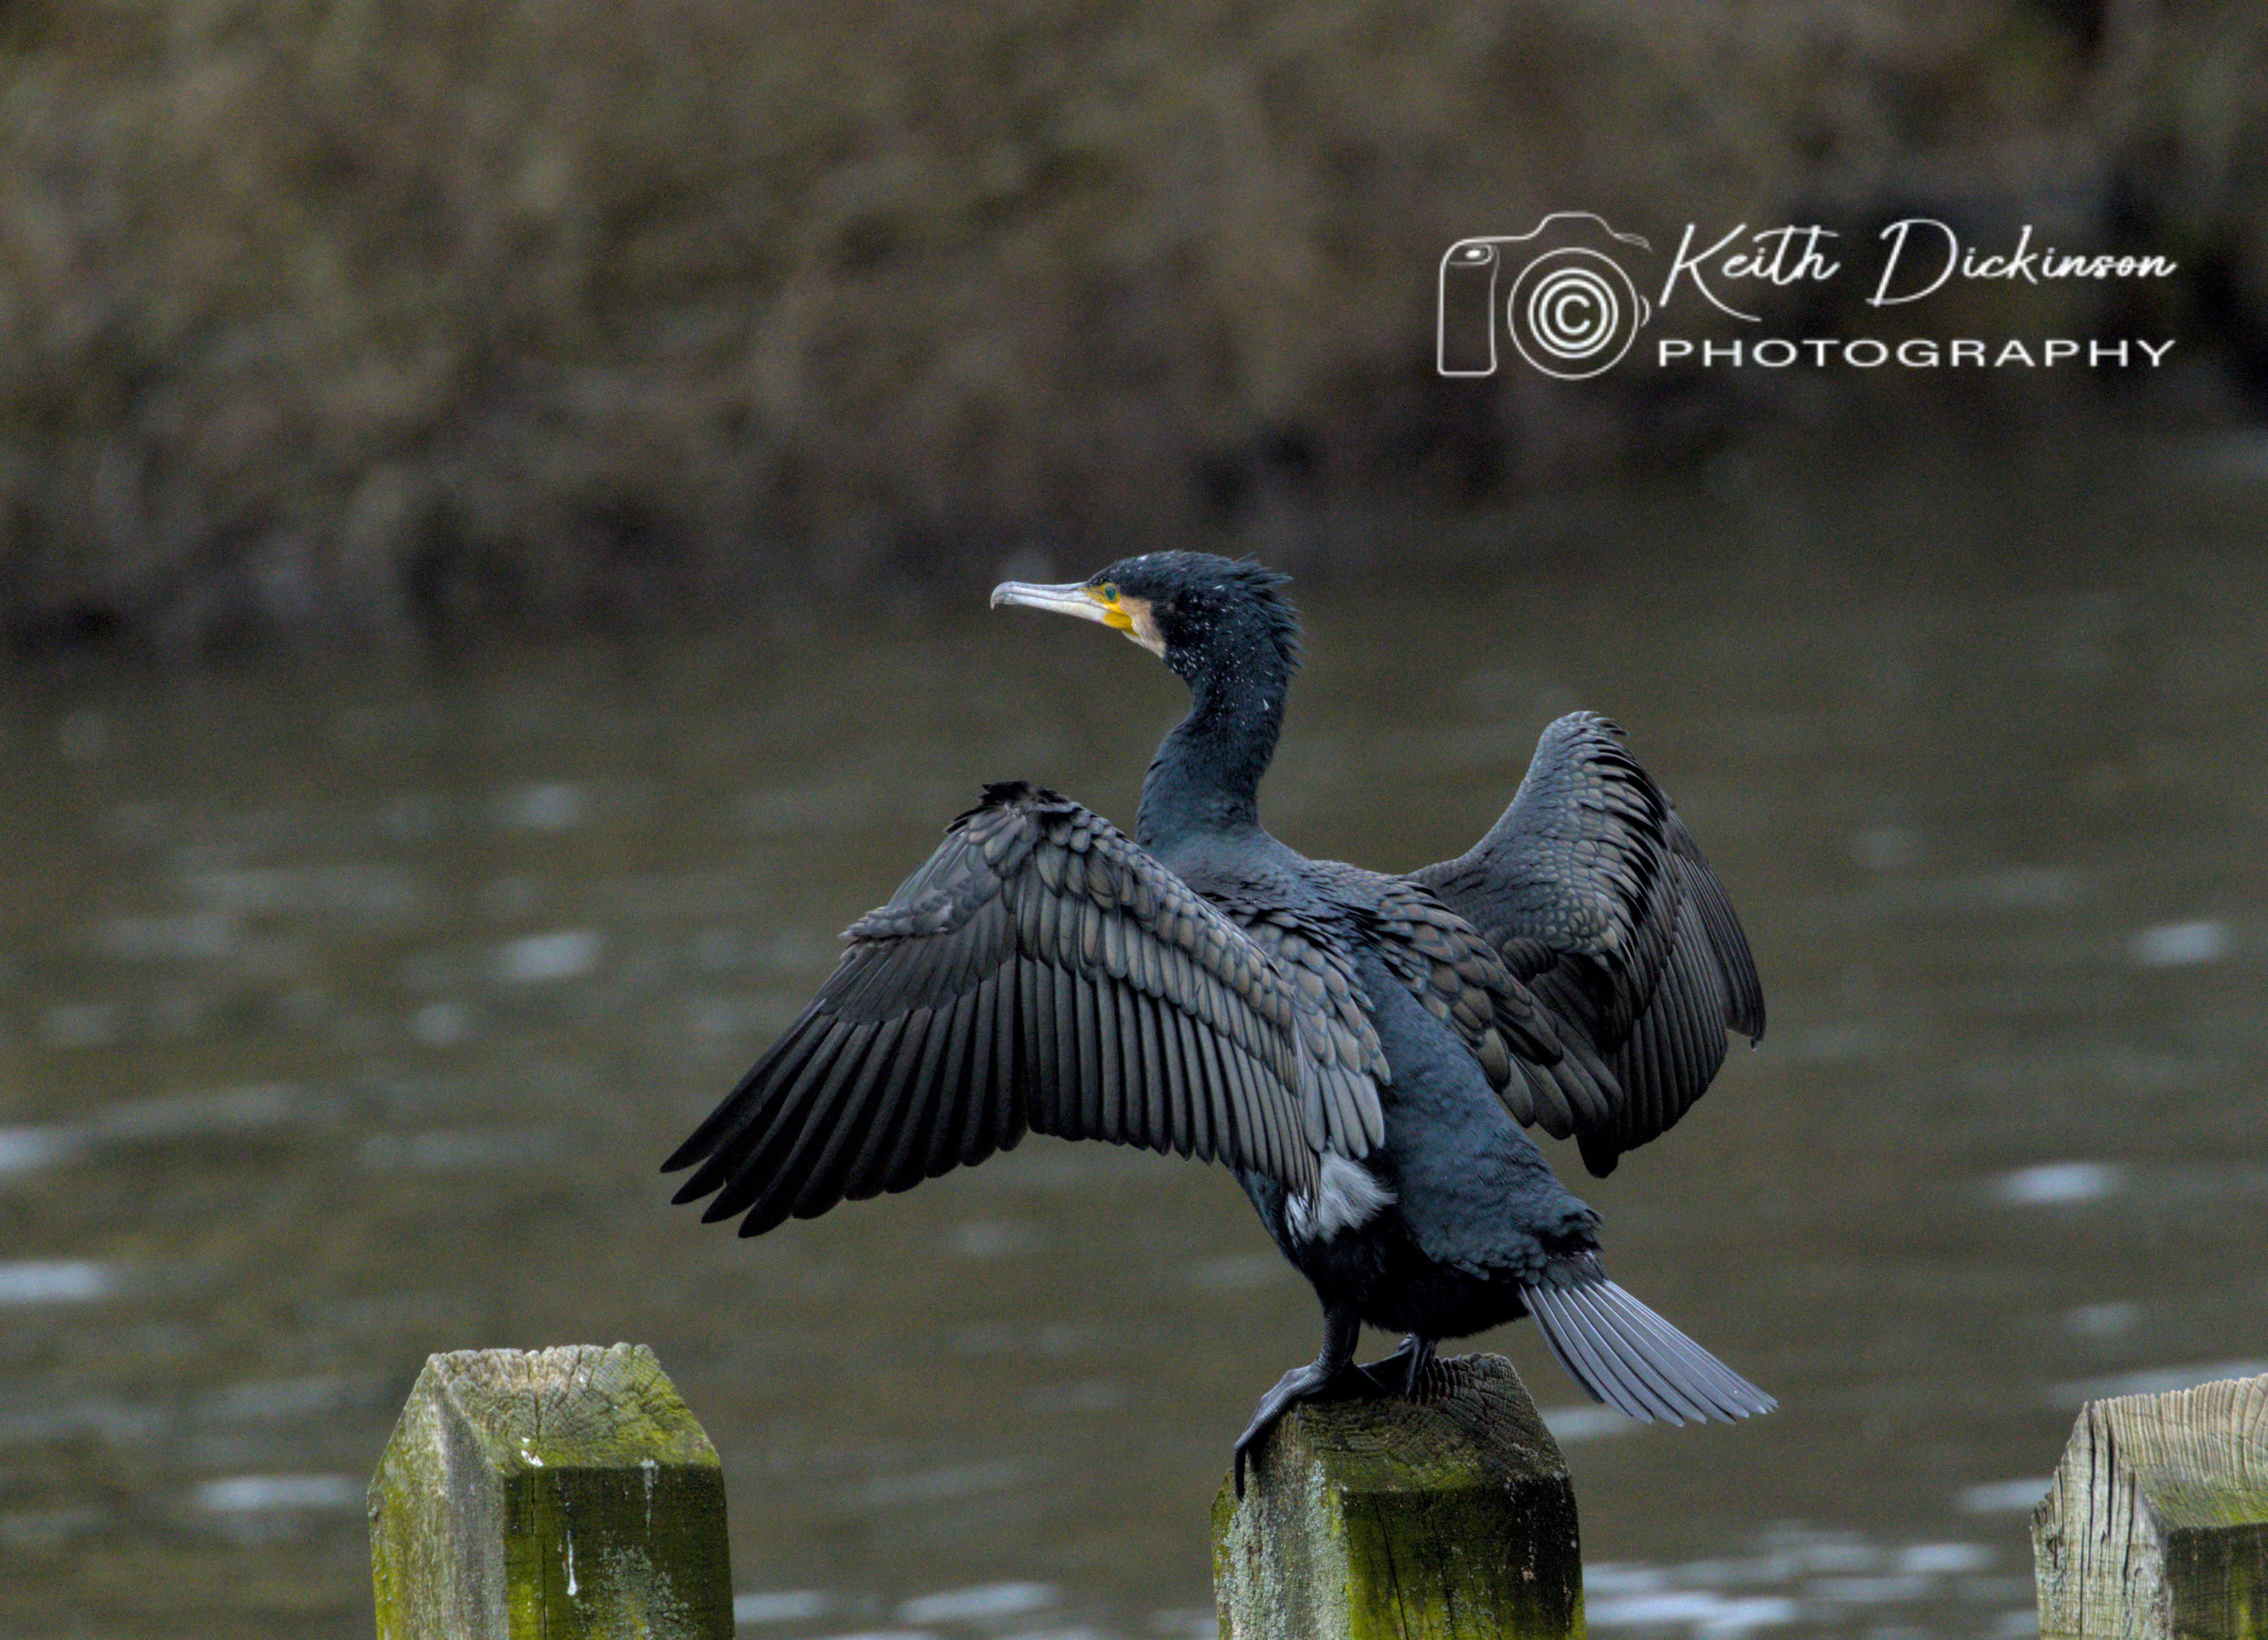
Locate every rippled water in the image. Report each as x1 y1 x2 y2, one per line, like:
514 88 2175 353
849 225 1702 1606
4 432 2266 1638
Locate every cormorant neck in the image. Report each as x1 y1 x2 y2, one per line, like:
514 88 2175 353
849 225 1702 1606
1136 640 1290 849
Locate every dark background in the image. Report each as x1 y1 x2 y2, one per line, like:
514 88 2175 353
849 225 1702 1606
1 0 2264 655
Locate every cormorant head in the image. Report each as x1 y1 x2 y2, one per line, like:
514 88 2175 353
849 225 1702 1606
991 551 1299 687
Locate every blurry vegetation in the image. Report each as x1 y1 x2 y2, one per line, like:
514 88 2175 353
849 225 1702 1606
1 0 2264 654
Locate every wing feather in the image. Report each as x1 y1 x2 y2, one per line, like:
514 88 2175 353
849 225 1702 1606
1078 964 1109 1137
1131 991 1166 1149
790 1014 908 1218
827 1008 931 1207
1168 1002 1203 1158
973 967 1023 1165
1188 1006 1231 1166
852 1004 945 1201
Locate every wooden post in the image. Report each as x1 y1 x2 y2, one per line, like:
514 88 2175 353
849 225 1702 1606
2033 1370 2268 1639
369 1343 733 1639
1212 1353 1583 1639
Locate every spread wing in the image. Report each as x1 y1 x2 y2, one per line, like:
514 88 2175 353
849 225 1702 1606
1359 875 1617 1137
1409 712 1764 1177
1233 909 1393 1169
663 781 1385 1235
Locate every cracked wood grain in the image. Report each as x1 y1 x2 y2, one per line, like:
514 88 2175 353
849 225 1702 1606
2034 1371 2268 1639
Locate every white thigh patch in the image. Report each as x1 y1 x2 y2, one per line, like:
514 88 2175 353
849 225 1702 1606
1286 1152 1396 1242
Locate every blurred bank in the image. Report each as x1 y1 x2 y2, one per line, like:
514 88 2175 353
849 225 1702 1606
1 0 2265 655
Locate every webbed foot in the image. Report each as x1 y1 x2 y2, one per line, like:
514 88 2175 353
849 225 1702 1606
1232 1302 1362 1498
1354 1333 1439 1396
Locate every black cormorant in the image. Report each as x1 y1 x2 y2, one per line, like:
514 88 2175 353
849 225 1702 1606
664 552 1771 1491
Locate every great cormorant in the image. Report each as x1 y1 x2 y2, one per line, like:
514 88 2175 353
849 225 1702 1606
664 551 1771 1491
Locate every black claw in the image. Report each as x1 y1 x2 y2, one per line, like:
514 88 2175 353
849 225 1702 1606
1232 1359 1334 1498
1232 1307 1365 1499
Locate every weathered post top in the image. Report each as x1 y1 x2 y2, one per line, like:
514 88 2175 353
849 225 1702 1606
2033 1370 2268 1640
369 1342 734 1640
1212 1353 1583 1640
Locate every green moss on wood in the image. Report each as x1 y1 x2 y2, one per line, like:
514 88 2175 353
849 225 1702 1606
2166 1523 2268 1640
1214 1354 1584 1640
369 1343 732 1640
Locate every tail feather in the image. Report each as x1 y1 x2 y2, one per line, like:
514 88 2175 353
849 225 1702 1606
1525 1276 1774 1424
1569 1279 1706 1424
1545 1287 1693 1422
1529 1285 1643 1415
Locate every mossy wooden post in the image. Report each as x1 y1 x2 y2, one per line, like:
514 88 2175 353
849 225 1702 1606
2033 1371 2268 1639
369 1343 733 1639
1212 1353 1583 1639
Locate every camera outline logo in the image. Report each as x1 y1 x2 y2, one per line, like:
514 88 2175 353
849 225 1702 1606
1437 213 1656 380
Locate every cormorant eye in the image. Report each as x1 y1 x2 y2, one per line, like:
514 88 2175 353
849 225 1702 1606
1096 583 1120 604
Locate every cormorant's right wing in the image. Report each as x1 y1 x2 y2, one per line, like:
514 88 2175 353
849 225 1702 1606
1409 712 1764 1177
664 781 1385 1236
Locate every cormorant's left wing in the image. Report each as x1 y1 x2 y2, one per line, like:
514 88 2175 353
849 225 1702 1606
1357 876 1617 1138
1409 712 1763 1177
663 782 1386 1236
